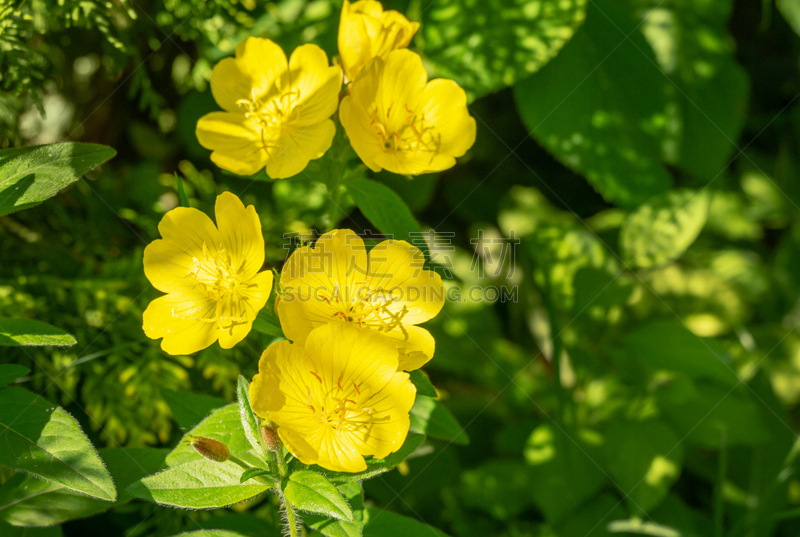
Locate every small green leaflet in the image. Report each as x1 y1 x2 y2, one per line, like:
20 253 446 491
408 370 437 397
283 471 353 522
345 177 421 243
237 375 265 457
175 173 190 207
0 318 77 347
305 481 365 537
0 364 29 388
410 396 469 445
127 459 270 509
0 142 116 216
239 467 273 484
0 387 116 501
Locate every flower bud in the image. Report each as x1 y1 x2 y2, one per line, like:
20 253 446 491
261 424 282 452
190 436 230 462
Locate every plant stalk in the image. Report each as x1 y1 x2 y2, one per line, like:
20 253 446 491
283 491 300 537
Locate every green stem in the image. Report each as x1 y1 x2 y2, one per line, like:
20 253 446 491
283 491 300 537
714 431 728 537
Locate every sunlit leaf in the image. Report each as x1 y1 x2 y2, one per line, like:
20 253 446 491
305 481 365 537
283 471 353 522
515 0 673 207
420 0 588 101
620 189 709 269
0 142 115 216
166 404 259 467
236 375 264 457
0 448 167 527
127 459 270 509
0 387 115 501
0 319 76 347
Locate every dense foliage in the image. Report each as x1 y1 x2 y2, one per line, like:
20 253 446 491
5 0 800 536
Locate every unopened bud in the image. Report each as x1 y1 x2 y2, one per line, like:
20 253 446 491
190 436 230 462
261 424 282 452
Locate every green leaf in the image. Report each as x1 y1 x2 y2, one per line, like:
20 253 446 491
175 173 190 207
0 365 29 388
606 518 685 536
363 509 450 537
409 396 469 445
284 471 353 522
161 388 227 431
0 387 116 501
408 370 437 397
524 424 605 523
0 142 115 216
620 320 739 387
0 319 76 347
345 177 421 242
778 0 800 36
637 0 749 179
420 0 587 101
458 460 533 520
0 522 63 536
324 433 426 484
305 481 366 537
239 467 273 484
163 530 246 537
555 494 627 536
193 513 280 537
658 380 770 448
0 447 167 527
515 0 672 207
620 189 709 269
253 307 284 338
604 419 683 514
127 459 270 509
236 375 264 457
166 404 259 467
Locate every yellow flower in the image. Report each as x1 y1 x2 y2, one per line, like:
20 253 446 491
277 229 443 371
249 322 416 472
340 49 476 175
143 192 273 355
196 38 342 179
338 0 420 83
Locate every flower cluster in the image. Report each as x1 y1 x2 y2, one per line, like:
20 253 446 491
196 0 475 178
144 208 444 470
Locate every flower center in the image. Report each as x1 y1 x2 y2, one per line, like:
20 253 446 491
185 243 250 333
370 103 440 155
305 372 371 432
237 84 302 156
321 285 410 337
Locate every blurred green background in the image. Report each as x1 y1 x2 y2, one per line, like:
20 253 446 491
5 0 800 535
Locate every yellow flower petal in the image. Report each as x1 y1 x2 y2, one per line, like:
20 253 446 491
382 325 436 371
143 193 272 354
266 121 337 179
278 229 369 344
367 239 444 325
196 112 267 176
288 45 343 127
250 322 414 473
338 0 420 82
143 292 219 355
340 50 475 175
214 192 265 277
199 38 339 179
